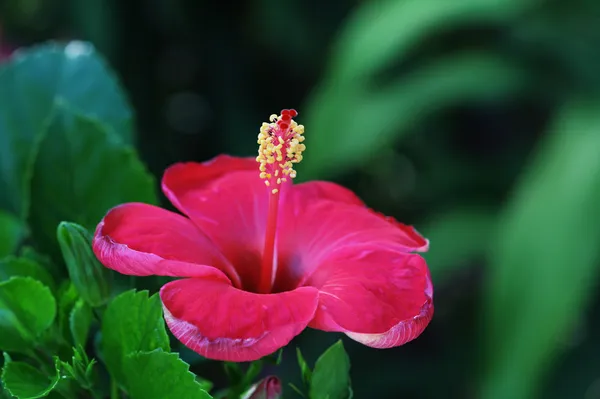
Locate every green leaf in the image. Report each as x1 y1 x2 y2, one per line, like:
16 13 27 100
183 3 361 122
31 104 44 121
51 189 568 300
265 349 283 366
195 377 213 393
481 100 600 399
221 361 256 399
296 348 312 387
223 363 244 385
2 358 60 399
0 211 24 257
2 353 11 364
244 361 263 385
57 222 111 307
327 0 537 81
0 257 55 291
309 341 351 399
69 300 92 348
0 277 56 353
60 346 96 389
123 349 212 399
0 41 133 218
18 248 63 281
421 208 496 282
55 283 78 346
302 53 527 179
30 108 156 256
102 290 170 386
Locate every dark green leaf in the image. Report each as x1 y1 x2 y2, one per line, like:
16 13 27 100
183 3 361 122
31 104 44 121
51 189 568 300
296 348 312 387
0 257 54 291
303 53 527 179
57 222 111 307
56 283 78 346
245 361 263 386
0 277 56 353
0 42 134 218
264 349 283 366
422 208 496 282
18 248 63 280
2 358 59 399
69 300 92 348
223 363 244 385
30 108 156 256
481 100 600 399
123 349 212 399
309 340 351 399
0 212 24 257
102 290 170 386
327 0 537 81
288 383 306 398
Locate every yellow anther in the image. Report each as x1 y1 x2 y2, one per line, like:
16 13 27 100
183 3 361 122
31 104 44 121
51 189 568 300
257 110 305 189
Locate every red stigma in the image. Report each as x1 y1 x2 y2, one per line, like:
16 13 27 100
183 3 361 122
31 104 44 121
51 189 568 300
281 109 298 118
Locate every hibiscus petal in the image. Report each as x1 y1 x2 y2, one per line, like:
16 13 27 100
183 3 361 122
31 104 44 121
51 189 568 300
160 278 319 361
287 181 364 207
161 159 271 291
161 155 257 213
306 249 433 348
274 198 428 291
93 202 236 284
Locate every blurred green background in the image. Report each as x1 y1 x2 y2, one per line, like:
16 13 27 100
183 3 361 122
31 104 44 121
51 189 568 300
2 0 600 398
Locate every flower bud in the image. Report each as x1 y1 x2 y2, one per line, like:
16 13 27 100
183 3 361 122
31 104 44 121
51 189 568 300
57 222 111 307
243 376 282 399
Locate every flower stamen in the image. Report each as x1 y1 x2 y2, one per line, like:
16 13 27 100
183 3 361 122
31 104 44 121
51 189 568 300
256 109 305 194
257 109 304 294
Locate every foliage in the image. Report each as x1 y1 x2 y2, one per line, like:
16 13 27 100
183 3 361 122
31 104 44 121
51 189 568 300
2 0 600 397
0 43 352 398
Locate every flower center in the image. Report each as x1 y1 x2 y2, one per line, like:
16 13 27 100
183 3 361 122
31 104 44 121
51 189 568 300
256 109 305 294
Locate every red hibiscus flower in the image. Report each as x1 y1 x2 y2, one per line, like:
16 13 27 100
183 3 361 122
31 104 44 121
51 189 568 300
93 109 433 362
